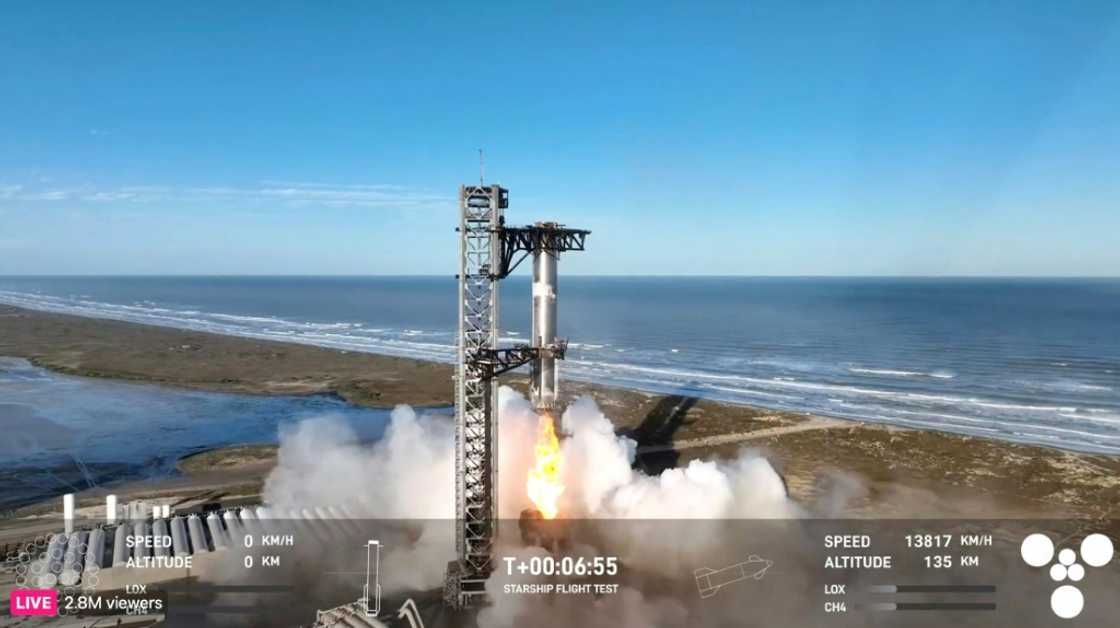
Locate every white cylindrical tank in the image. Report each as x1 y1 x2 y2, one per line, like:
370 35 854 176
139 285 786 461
238 507 260 538
252 506 272 534
63 493 75 535
106 494 118 523
170 516 191 557
223 510 245 547
290 508 307 539
312 506 342 540
152 519 170 558
129 500 147 521
34 557 58 588
112 524 130 566
132 521 151 559
187 515 209 553
300 508 330 544
85 528 106 570
46 532 68 575
327 505 361 537
206 513 228 550
59 531 86 585
336 504 357 519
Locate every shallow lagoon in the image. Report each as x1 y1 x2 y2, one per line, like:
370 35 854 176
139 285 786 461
0 357 398 510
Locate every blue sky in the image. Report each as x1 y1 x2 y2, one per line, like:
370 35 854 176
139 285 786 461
2 1 1118 276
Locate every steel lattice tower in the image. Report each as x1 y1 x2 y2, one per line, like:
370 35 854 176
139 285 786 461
446 184 507 607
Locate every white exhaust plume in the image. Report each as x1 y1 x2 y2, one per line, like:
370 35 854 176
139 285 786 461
253 386 808 626
263 405 454 519
263 388 794 523
260 405 457 594
552 395 796 520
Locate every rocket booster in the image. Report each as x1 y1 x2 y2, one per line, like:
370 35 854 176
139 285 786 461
530 246 559 411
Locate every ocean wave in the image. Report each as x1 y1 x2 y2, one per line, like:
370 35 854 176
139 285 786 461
848 366 957 379
702 384 804 402
0 290 458 364
1060 411 1120 425
3 288 1120 455
848 367 926 377
970 400 1078 412
596 361 1096 414
1014 378 1114 394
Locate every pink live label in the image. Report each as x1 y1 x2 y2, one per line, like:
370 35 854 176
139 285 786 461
10 589 58 616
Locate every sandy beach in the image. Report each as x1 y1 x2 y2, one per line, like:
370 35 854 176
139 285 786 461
2 303 1118 530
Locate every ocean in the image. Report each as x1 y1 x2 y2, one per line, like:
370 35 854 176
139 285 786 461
1 276 1118 455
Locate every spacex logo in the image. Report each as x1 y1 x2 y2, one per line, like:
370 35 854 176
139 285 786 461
1020 532 1114 619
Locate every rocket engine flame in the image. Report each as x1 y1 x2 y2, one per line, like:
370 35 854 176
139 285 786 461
527 413 564 519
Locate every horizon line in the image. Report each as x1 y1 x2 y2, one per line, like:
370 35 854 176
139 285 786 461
2 273 1119 280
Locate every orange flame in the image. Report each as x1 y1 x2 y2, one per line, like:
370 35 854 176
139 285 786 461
527 413 564 519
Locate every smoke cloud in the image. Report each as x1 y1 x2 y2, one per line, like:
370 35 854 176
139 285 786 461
256 386 804 626
263 404 454 519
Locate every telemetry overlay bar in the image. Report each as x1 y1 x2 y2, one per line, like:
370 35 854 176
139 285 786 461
869 602 997 611
867 584 997 593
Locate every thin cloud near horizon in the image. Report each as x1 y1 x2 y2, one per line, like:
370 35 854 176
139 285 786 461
0 180 452 209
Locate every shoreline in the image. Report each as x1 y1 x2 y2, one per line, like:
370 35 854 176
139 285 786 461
2 303 1119 522
2 300 1113 455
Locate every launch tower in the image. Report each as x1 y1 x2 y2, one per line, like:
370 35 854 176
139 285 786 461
445 184 588 608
